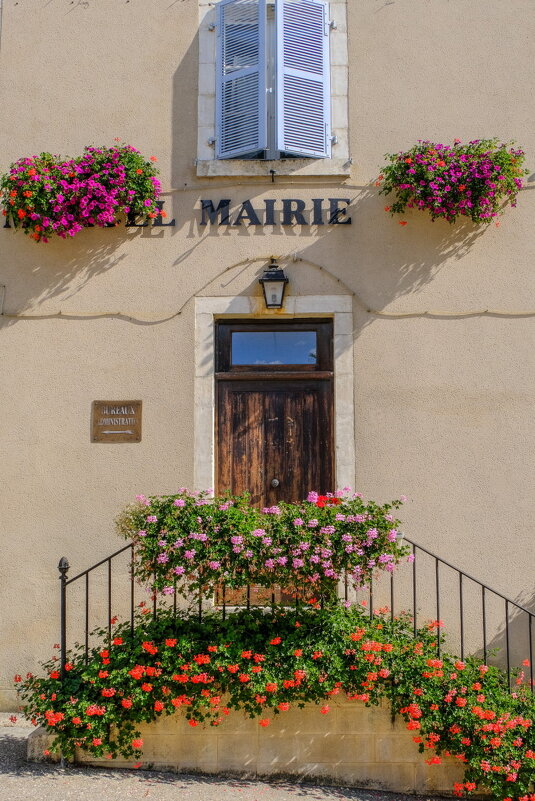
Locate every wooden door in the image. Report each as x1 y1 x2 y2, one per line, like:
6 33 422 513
216 320 334 506
217 380 333 506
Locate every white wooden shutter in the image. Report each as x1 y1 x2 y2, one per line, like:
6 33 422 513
276 0 331 158
216 0 267 159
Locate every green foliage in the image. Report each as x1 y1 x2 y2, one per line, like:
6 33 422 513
16 604 535 801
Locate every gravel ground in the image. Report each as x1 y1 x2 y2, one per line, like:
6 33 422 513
0 716 451 801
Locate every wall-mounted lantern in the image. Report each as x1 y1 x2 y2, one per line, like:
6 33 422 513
259 259 289 309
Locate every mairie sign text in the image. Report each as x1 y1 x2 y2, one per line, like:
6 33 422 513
198 198 352 226
3 198 352 230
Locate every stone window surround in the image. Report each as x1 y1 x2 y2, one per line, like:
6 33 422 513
194 294 356 492
196 0 351 178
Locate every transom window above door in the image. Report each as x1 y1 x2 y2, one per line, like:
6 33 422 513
216 320 333 373
232 331 317 365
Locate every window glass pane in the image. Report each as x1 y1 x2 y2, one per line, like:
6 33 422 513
231 331 317 365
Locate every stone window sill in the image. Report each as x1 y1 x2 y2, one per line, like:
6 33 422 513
196 158 352 178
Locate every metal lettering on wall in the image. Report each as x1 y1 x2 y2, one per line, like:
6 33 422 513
4 198 352 230
91 401 142 443
198 198 352 226
125 197 353 227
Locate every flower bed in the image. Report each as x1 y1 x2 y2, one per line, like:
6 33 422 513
378 139 528 225
17 604 535 801
16 490 535 800
0 142 161 241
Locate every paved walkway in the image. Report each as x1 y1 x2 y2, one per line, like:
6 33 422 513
0 717 450 801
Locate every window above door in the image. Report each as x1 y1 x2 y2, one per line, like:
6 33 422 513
216 320 333 374
231 330 318 366
197 0 350 177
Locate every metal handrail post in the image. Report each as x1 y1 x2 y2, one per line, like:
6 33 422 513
58 557 70 680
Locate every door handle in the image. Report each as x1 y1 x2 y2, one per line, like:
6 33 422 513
270 478 280 488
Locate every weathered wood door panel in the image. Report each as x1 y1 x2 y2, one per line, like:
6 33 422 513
217 380 333 506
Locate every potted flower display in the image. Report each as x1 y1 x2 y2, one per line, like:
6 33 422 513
0 142 161 242
378 139 528 225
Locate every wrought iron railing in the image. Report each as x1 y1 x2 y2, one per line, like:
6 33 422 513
58 536 534 690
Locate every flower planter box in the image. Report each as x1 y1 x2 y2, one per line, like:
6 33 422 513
28 698 468 796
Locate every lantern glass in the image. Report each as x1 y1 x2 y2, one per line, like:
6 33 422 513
259 265 288 309
264 280 285 308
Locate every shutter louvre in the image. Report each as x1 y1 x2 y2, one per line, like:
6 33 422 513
276 0 331 158
216 0 267 159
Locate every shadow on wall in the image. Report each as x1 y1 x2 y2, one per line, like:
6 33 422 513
292 184 487 338
1 17 491 329
165 177 489 340
0 227 127 324
166 18 489 341
0 5 199 324
482 589 535 679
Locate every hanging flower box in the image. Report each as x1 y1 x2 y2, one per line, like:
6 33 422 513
378 139 528 225
0 143 161 242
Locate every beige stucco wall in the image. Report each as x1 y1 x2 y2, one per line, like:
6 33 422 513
1 0 534 708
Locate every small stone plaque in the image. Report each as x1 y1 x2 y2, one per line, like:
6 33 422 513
91 401 142 443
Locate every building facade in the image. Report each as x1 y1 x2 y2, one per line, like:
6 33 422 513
0 0 534 710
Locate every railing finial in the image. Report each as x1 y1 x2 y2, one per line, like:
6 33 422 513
58 556 70 576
